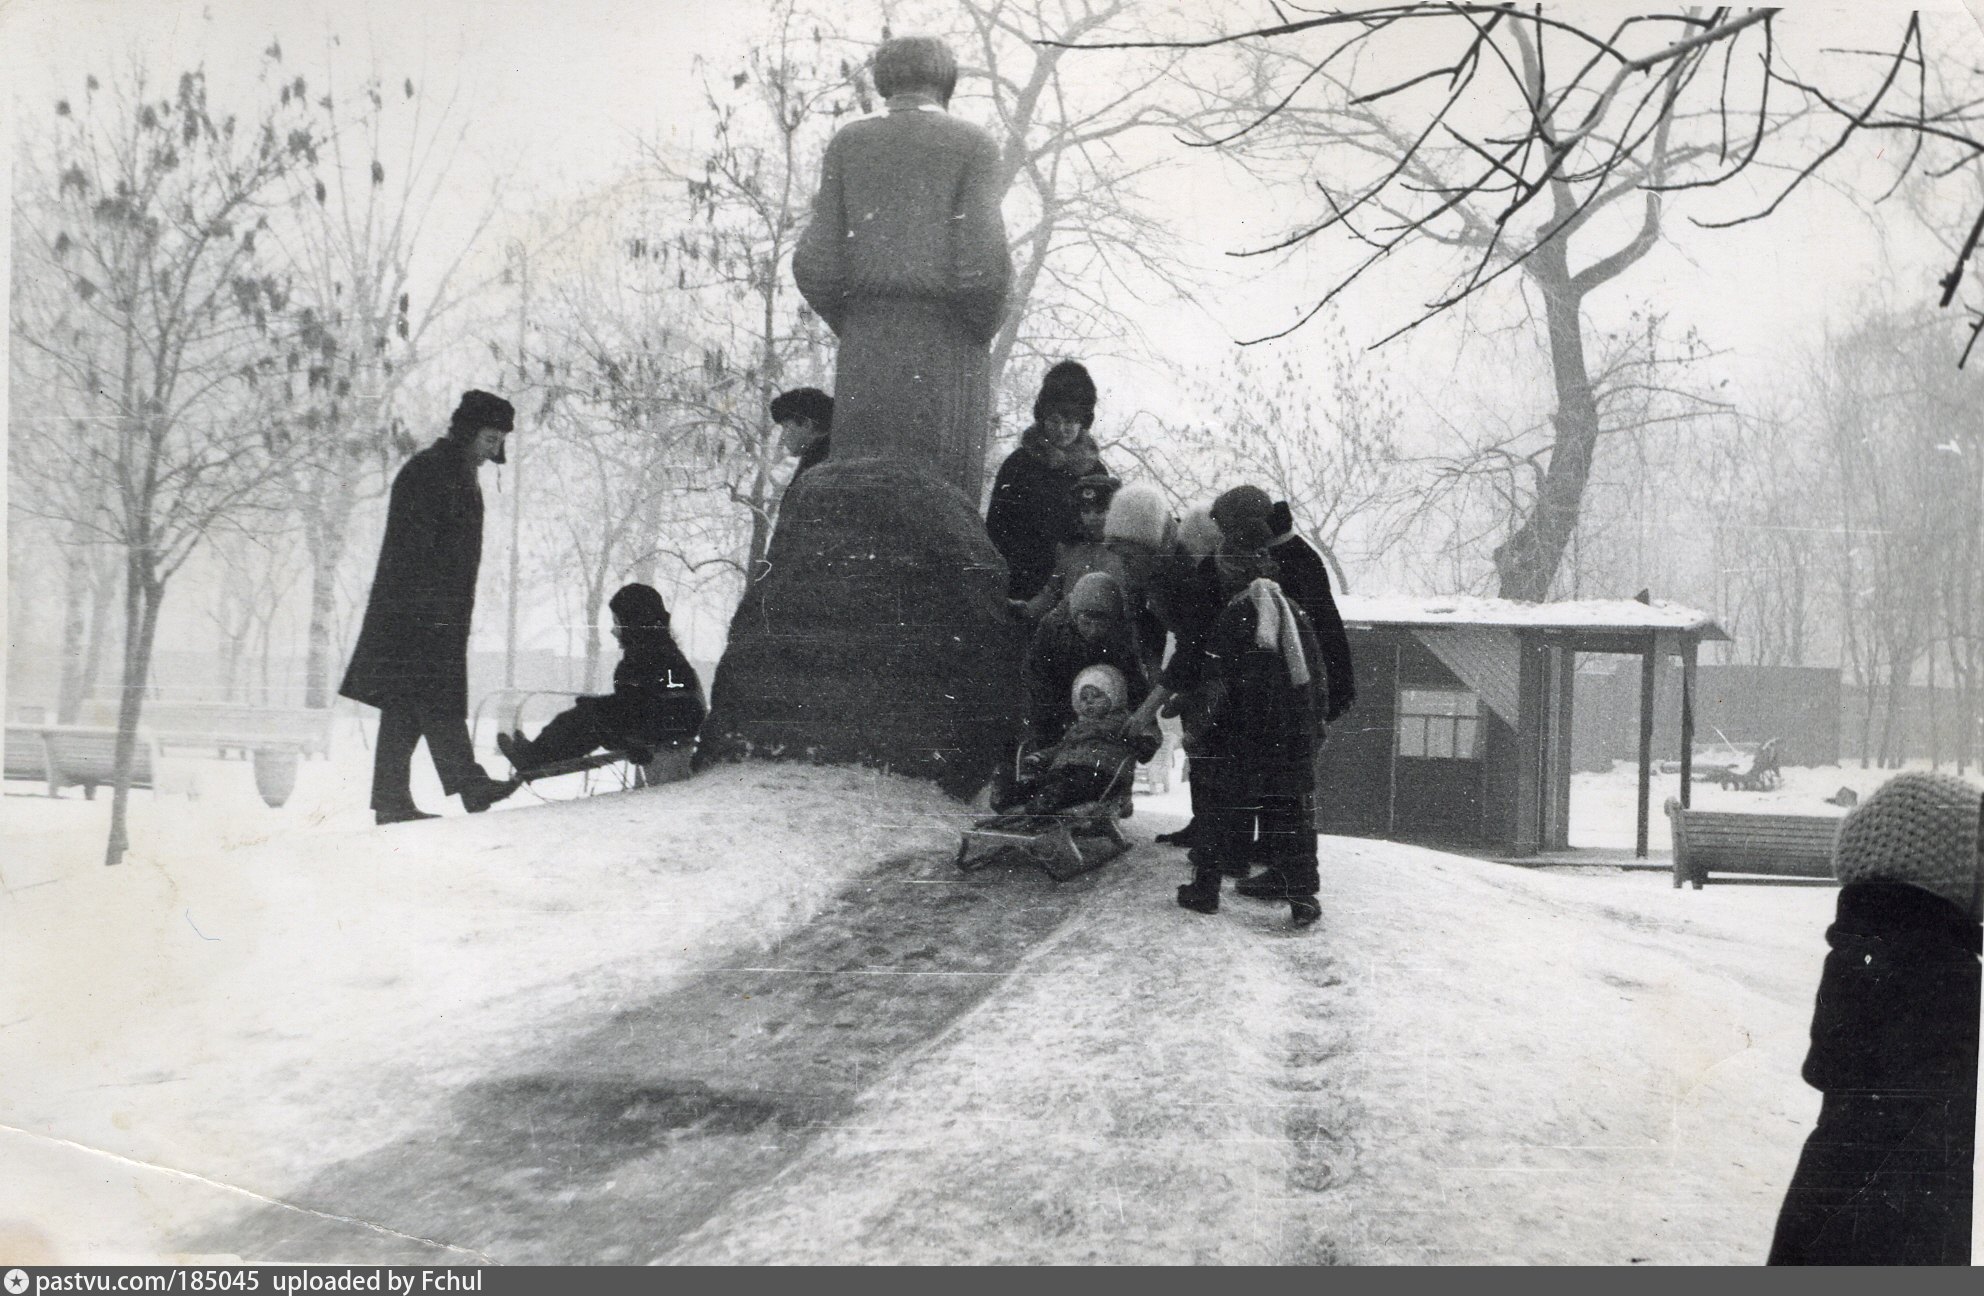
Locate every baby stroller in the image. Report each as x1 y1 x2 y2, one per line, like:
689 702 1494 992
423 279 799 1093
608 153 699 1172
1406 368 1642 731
956 740 1137 881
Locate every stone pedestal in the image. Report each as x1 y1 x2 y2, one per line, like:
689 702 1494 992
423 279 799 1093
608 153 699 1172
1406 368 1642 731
700 459 1020 799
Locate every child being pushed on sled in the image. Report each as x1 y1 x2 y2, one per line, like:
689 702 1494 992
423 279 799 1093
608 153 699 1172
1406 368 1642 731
1014 664 1158 815
497 583 706 775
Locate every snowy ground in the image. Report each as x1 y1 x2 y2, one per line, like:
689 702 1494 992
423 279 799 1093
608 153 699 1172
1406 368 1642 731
1 727 1975 1264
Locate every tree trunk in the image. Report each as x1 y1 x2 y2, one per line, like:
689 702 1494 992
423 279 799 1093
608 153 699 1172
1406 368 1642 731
302 483 352 709
78 545 120 714
581 573 607 694
105 565 164 868
57 543 90 723
1496 252 1600 601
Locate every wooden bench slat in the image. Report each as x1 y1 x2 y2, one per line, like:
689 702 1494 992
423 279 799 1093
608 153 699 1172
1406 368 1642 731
1665 797 1843 890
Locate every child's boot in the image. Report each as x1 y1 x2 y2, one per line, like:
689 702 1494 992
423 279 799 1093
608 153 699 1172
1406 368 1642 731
1177 864 1222 915
1289 896 1321 928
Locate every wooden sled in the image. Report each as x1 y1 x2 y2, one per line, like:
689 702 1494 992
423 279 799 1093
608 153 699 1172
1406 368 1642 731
957 743 1135 882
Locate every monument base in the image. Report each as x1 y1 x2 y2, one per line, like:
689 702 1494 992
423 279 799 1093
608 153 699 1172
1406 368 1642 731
699 459 1021 799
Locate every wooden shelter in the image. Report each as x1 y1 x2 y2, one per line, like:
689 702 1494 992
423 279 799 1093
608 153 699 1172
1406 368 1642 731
1316 594 1729 856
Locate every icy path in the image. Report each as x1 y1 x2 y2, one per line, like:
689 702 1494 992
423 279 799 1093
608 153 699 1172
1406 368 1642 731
4 760 1844 1264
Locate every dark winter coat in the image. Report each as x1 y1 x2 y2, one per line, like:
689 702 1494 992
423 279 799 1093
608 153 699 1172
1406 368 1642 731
1148 555 1227 695
592 631 708 758
793 435 831 481
1040 712 1160 776
339 434 485 714
1768 882 1979 1266
986 424 1107 601
1199 583 1327 784
1266 533 1357 721
1021 603 1150 748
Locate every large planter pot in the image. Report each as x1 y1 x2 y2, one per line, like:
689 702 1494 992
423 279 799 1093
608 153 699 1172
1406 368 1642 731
253 747 300 808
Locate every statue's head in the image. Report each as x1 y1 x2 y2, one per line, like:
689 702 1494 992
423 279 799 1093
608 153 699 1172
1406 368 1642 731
873 35 958 108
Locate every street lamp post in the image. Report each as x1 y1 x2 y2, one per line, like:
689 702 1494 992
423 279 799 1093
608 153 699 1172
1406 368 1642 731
505 242 529 691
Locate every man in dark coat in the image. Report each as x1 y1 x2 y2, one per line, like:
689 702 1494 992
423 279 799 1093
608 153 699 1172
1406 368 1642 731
1769 772 1980 1266
771 386 834 486
987 360 1109 606
340 390 519 824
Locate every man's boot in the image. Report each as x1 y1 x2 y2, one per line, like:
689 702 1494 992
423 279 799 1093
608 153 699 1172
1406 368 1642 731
1176 864 1221 915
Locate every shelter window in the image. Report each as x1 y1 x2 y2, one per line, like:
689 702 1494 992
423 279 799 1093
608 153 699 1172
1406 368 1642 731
1398 688 1480 759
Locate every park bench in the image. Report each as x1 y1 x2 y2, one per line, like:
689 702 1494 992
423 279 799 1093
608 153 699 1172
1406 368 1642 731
79 700 334 760
5 725 52 787
34 725 159 799
1664 797 1842 890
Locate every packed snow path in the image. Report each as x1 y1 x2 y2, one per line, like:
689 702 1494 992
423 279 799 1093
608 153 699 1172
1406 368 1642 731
3 760 1847 1263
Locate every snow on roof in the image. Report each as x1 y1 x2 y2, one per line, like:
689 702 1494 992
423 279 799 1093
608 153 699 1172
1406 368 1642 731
1334 593 1728 638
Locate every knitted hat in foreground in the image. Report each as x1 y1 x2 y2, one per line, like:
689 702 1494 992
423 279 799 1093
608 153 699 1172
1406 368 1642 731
1103 481 1173 551
1071 663 1129 712
1068 570 1125 620
608 582 670 629
1833 770 1983 918
1210 484 1273 537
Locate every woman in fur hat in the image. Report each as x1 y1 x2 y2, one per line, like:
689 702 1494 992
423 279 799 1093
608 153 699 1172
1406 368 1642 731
986 360 1110 607
1768 771 1980 1266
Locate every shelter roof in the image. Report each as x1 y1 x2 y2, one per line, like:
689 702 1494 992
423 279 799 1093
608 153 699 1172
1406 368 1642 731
1334 594 1730 642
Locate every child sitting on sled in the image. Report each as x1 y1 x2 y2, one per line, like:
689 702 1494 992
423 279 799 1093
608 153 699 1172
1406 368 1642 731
497 582 706 775
1015 664 1159 814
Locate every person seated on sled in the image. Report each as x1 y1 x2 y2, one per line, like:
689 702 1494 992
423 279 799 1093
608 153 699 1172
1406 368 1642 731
496 583 706 775
1014 664 1158 815
1021 570 1151 751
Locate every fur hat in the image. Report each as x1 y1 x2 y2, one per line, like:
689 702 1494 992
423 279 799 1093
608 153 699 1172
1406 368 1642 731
1069 570 1125 620
608 582 670 630
1103 481 1174 551
1071 663 1129 713
1832 771 1983 918
1218 510 1274 557
1177 507 1223 561
1073 474 1121 512
1033 360 1098 428
1210 484 1273 538
769 387 834 430
450 389 514 463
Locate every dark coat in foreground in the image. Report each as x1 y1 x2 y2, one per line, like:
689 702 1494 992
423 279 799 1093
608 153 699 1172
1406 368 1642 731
1768 881 1980 1266
1265 533 1357 721
340 435 484 715
1199 584 1327 785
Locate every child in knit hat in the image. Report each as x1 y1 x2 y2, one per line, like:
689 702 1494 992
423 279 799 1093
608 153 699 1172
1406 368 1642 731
1019 474 1128 621
1015 663 1159 814
1768 770 1981 1266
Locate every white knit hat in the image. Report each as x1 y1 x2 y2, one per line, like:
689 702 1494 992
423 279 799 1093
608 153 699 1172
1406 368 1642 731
1070 663 1128 713
1176 506 1223 560
1833 771 1983 918
1102 481 1174 551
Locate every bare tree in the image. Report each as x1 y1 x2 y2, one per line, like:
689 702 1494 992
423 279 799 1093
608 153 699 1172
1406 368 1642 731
13 57 314 864
1066 6 1984 598
258 54 496 707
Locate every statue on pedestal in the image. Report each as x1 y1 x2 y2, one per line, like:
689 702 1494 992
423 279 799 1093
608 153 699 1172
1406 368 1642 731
792 35 1012 505
701 37 1022 796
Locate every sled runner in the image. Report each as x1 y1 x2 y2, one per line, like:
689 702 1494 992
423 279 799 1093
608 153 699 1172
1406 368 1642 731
956 743 1135 881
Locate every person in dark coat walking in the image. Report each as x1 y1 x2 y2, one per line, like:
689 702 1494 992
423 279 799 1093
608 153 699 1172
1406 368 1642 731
340 390 520 824
1768 771 1980 1266
497 583 707 775
987 360 1108 607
